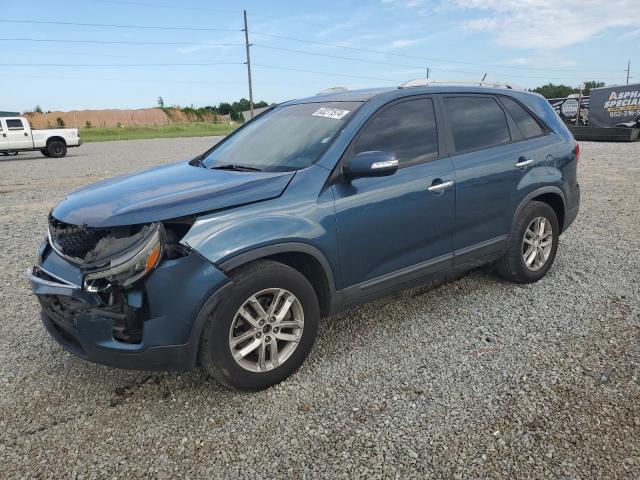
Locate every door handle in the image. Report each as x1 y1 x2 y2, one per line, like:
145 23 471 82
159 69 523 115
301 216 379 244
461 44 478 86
515 157 534 169
24 132 28 136
427 180 454 192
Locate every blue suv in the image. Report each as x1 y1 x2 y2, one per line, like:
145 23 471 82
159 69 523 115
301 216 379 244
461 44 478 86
28 82 580 390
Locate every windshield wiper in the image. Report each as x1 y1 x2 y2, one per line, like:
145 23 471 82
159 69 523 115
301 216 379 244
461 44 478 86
212 164 263 172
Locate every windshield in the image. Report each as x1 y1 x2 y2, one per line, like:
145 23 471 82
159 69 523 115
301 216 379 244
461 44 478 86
201 102 362 171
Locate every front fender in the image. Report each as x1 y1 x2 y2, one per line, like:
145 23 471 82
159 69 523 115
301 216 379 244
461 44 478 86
180 166 340 292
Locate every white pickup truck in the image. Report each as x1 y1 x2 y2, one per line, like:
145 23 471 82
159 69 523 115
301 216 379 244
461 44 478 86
0 117 82 158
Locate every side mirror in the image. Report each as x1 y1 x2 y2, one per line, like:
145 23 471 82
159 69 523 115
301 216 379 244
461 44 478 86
343 151 398 180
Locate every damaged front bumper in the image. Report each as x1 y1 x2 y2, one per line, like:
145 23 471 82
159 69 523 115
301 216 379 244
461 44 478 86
28 240 231 371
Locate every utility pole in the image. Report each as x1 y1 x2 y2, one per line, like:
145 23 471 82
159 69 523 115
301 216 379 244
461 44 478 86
426 67 430 79
243 10 254 119
480 73 487 85
576 83 584 126
625 60 631 85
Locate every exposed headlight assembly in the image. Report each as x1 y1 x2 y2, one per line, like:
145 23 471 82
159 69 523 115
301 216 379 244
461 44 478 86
83 224 163 292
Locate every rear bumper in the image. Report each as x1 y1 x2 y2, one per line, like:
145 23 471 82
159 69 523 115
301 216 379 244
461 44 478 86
562 183 580 232
28 246 231 371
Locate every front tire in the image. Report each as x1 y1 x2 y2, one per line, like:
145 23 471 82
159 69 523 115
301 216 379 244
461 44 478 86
46 140 67 158
199 260 320 391
496 201 559 283
40 148 50 157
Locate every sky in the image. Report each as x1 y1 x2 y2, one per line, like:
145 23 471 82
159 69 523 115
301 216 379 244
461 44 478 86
3 0 639 112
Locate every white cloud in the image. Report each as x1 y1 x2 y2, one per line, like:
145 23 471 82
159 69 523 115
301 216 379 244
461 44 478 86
450 0 640 49
387 38 424 49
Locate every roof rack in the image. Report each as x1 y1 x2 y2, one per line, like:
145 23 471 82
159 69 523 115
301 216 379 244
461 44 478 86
316 86 349 95
399 78 520 90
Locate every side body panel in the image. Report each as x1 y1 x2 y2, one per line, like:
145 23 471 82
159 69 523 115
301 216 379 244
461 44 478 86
437 93 578 260
331 157 455 289
4 117 33 149
32 128 82 147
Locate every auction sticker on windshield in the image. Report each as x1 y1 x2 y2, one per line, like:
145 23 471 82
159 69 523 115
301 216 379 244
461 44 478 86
312 107 351 120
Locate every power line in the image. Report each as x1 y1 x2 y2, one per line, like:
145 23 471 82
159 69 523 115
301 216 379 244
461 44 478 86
0 19 242 32
254 44 428 69
0 19 622 75
2 72 241 85
95 1 330 28
252 64 401 83
251 30 623 74
0 38 244 46
1 37 618 80
95 0 239 13
252 44 623 80
7 47 174 59
0 62 245 67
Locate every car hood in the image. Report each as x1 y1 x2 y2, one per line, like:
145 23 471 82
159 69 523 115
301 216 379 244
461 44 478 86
51 161 296 227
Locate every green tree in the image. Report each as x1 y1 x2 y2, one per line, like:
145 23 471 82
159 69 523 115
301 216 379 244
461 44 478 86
157 96 165 109
85 120 92 129
582 81 605 95
56 117 65 127
34 105 43 113
217 102 232 116
531 83 578 99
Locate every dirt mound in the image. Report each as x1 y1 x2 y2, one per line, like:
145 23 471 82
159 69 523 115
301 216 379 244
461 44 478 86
24 108 223 129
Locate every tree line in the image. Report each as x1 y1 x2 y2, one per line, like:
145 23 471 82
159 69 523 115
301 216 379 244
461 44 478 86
158 97 271 122
530 81 605 99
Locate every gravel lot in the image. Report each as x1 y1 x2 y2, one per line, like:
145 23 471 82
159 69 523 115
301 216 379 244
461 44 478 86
0 138 638 479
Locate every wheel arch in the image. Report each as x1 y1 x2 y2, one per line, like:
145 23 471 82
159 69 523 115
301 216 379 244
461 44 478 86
46 136 67 146
218 243 336 318
513 187 567 233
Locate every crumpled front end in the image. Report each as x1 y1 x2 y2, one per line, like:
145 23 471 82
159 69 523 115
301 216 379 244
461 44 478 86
28 215 231 370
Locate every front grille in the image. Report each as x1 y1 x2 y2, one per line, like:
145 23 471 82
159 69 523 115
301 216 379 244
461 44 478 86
48 216 104 260
54 229 103 259
39 295 79 329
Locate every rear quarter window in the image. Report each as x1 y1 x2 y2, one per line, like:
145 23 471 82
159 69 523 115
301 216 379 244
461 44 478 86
443 96 511 152
500 96 545 139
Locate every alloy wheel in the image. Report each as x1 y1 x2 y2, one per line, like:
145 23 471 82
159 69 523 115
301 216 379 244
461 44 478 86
228 288 304 373
522 216 553 271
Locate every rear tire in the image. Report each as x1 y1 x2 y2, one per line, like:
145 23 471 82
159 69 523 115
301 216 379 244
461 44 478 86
496 201 559 283
46 141 67 158
40 148 50 157
199 260 320 391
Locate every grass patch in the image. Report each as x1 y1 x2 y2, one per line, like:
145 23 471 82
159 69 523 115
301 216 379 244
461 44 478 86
80 122 238 142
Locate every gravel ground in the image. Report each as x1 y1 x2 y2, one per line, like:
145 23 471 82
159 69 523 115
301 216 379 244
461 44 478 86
0 138 638 479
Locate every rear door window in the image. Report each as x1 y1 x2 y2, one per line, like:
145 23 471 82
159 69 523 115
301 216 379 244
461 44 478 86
355 98 438 166
443 96 511 152
500 97 544 139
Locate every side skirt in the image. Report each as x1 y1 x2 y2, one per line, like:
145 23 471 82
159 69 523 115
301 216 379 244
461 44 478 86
331 235 506 314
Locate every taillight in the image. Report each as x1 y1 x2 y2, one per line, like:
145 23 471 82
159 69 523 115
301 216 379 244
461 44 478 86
574 143 580 163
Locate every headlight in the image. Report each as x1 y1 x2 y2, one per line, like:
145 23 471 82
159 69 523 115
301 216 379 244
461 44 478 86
83 226 162 291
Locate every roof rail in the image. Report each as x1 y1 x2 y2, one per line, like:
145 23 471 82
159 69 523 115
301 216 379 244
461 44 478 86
316 86 349 95
399 78 520 90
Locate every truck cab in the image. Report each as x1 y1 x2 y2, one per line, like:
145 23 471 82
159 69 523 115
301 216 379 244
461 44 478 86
0 117 82 157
